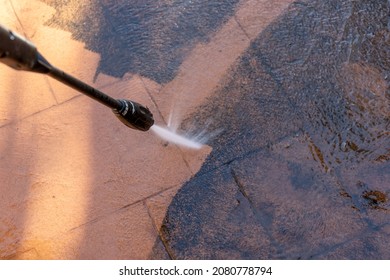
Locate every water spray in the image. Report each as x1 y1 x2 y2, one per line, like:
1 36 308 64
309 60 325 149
0 24 154 131
150 125 203 149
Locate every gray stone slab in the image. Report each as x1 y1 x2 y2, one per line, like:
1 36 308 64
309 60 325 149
161 166 273 259
317 224 390 259
160 0 389 259
231 135 366 259
333 163 390 226
180 45 303 175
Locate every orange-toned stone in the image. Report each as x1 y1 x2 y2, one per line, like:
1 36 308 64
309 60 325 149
69 202 162 259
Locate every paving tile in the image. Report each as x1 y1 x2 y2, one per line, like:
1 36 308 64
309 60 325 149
39 0 241 84
0 73 193 259
4 0 55 38
140 75 213 176
152 16 250 130
161 166 274 259
0 1 58 126
333 163 390 226
235 0 295 40
7 0 102 104
33 26 101 104
0 97 95 258
0 0 20 30
318 225 390 259
0 67 57 127
145 186 182 233
68 202 162 259
230 135 366 258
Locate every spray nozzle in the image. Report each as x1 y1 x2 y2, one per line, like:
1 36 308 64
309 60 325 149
113 99 154 131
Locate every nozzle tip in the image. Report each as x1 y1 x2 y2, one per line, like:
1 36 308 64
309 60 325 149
113 99 154 131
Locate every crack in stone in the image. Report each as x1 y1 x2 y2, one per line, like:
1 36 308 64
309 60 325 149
230 167 284 258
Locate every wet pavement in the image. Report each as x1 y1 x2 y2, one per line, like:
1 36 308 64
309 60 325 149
1 0 389 259
158 0 390 259
42 0 240 83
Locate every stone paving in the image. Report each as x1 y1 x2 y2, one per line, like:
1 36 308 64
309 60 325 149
1 0 199 259
158 0 389 259
1 0 389 259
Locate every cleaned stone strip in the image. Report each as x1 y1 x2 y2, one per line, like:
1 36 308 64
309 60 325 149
68 184 181 232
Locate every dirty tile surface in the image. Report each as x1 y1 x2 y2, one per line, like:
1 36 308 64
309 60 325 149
1 0 389 260
159 0 389 259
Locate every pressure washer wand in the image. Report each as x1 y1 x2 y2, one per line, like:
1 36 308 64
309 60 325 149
0 24 154 131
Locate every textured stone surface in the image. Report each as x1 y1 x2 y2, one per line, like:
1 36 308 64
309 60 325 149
230 137 365 259
160 0 389 259
40 0 241 84
1 0 388 260
161 166 274 259
1 0 264 259
70 202 165 260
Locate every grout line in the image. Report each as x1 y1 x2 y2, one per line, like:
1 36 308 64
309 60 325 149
97 73 134 90
0 94 84 130
233 14 251 41
139 76 165 124
143 200 174 260
139 75 194 175
68 184 181 232
0 105 55 129
8 0 28 38
44 77 60 105
230 167 282 257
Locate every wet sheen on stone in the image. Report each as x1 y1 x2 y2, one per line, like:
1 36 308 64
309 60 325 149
160 0 389 259
40 0 240 83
